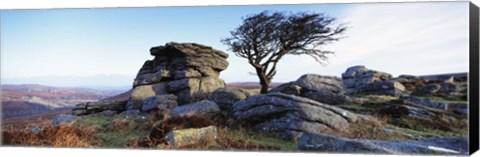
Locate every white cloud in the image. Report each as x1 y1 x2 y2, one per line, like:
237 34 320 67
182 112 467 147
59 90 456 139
273 2 469 82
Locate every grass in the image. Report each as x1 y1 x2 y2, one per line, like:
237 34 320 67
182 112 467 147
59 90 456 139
2 124 96 147
330 116 414 141
216 127 296 151
383 114 468 140
76 114 151 148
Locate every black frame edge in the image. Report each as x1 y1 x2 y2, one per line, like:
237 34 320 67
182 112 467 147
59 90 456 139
469 1 480 155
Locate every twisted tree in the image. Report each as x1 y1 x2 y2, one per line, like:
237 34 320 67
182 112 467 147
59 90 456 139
222 11 347 93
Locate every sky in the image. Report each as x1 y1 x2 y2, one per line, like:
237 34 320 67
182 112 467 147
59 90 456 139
0 2 470 87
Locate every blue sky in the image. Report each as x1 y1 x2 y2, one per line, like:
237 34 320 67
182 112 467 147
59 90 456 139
0 2 470 87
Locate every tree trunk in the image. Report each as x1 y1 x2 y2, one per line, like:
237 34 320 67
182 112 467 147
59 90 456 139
255 67 270 94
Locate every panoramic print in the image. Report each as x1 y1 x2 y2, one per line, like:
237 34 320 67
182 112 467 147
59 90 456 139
0 1 471 155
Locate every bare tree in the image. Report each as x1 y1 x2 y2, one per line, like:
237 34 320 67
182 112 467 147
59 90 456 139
221 11 347 93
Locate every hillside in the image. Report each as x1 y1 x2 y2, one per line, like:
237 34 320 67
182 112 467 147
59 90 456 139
1 84 125 119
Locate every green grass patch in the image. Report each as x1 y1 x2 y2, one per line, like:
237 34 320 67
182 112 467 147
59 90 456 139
76 114 151 148
220 127 296 151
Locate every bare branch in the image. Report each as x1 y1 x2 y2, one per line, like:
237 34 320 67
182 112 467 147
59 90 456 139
221 11 347 93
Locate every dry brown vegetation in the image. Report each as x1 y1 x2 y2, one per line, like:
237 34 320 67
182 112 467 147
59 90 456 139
2 124 96 147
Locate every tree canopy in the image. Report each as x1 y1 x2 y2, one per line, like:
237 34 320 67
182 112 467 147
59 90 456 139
222 11 347 93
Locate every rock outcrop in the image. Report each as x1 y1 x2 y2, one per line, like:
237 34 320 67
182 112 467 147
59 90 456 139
127 42 229 109
170 100 220 118
141 94 178 112
210 88 252 110
342 66 405 96
346 80 406 97
270 74 348 105
297 133 468 155
401 96 467 117
72 100 126 116
231 93 359 140
342 66 392 89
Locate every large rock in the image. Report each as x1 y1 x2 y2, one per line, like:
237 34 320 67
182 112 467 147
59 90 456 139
210 88 252 110
270 74 348 105
395 75 427 93
171 100 220 118
165 126 218 148
128 42 228 105
72 100 126 116
51 114 77 126
297 133 468 155
295 74 344 93
401 96 448 110
231 93 359 140
413 84 441 95
166 76 225 104
342 66 392 89
141 94 178 112
346 80 406 97
126 83 169 110
401 96 468 117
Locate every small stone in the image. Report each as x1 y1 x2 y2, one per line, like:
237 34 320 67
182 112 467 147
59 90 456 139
51 114 77 126
165 126 218 148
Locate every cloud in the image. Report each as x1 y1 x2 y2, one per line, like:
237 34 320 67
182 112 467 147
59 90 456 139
276 2 469 81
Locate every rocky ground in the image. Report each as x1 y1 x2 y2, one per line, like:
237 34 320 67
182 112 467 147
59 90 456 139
2 42 470 155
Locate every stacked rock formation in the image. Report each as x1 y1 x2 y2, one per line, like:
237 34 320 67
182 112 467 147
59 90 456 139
270 74 348 105
342 66 405 96
126 42 229 110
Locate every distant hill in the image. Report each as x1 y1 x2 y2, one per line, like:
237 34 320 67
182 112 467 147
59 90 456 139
1 84 127 119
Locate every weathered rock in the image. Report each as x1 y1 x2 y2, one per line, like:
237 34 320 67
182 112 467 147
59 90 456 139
270 74 347 105
396 75 427 92
171 100 220 118
303 91 350 105
413 84 441 95
295 74 344 93
141 94 178 112
400 96 467 117
438 82 457 94
210 88 251 110
421 75 455 83
346 81 406 97
167 77 225 104
231 93 359 140
342 66 392 89
125 42 229 106
126 83 169 110
74 42 229 116
270 82 302 95
165 126 218 148
51 114 77 126
401 96 448 111
297 133 468 155
297 133 393 153
446 103 468 117
72 100 126 116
